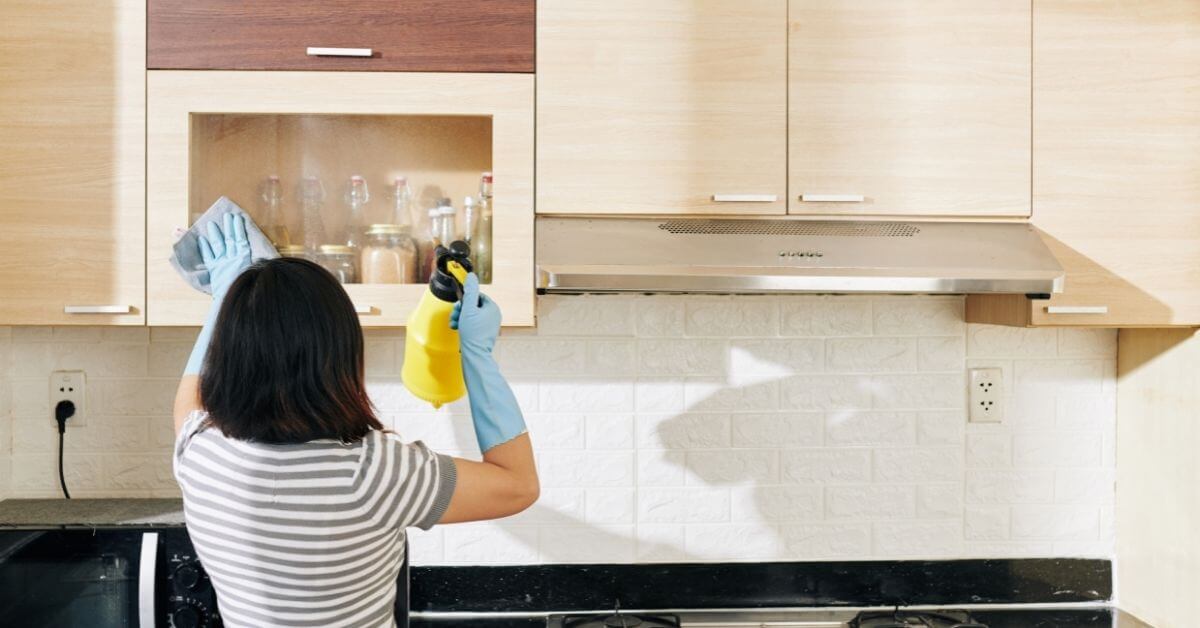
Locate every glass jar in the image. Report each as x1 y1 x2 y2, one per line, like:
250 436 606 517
318 244 358 284
277 244 310 259
360 224 419 284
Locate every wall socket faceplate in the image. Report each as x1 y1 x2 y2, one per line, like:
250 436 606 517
968 367 1003 423
50 370 86 426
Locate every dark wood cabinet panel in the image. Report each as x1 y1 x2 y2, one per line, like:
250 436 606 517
149 0 534 73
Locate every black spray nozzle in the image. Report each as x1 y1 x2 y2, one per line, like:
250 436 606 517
429 240 473 303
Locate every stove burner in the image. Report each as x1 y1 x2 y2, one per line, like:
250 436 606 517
560 600 681 628
603 615 641 627
851 609 988 628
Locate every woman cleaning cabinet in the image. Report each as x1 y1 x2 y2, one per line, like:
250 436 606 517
170 213 537 627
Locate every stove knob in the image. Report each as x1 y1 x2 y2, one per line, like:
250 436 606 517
173 563 202 592
171 604 203 628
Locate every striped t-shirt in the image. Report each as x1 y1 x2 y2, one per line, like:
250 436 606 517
173 410 457 628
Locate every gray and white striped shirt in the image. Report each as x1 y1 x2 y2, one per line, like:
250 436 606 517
173 410 456 628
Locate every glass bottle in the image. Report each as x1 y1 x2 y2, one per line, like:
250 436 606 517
258 175 292 247
318 244 358 284
437 202 457 246
361 224 419 284
298 176 327 255
389 176 414 227
462 196 478 244
474 172 494 283
342 175 370 249
420 207 442 282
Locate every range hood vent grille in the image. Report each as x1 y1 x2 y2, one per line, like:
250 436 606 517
657 219 920 238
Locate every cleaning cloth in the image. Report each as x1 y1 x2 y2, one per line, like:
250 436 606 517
169 196 279 294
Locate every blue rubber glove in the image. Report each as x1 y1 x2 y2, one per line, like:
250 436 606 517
450 273 527 453
184 213 253 375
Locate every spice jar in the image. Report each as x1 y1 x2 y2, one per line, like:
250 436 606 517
360 224 419 284
318 245 358 284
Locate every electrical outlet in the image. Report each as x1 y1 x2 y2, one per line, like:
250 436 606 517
968 367 1003 423
50 370 86 427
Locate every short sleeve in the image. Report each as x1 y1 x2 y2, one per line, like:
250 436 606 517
173 410 209 481
383 434 457 530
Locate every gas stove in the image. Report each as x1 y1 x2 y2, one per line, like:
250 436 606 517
547 606 991 628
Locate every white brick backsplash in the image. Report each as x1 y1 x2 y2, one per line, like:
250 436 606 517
685 523 784 559
732 485 822 522
0 298 1116 563
827 485 916 519
965 505 1010 540
637 413 729 449
918 337 965 371
731 413 821 447
874 298 964 336
874 448 963 483
1058 329 1118 357
966 433 1012 468
540 525 636 562
966 470 1054 504
874 521 964 556
917 411 965 446
685 450 778 485
537 296 634 336
540 451 634 487
730 339 822 376
780 297 872 337
782 449 872 484
638 339 726 376
825 411 915 447
684 378 777 412
967 325 1057 358
585 489 636 524
443 525 539 564
918 484 962 518
685 298 777 337
1013 431 1102 467
635 299 686 337
639 487 730 523
782 523 872 559
1012 505 1099 540
585 414 634 449
826 338 917 373
780 375 871 411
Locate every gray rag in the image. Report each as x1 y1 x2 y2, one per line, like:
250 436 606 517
169 196 279 295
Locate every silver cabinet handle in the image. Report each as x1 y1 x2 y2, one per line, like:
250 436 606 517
64 305 132 314
1046 305 1109 315
712 194 778 203
138 532 159 628
306 47 373 57
354 304 375 315
799 194 865 202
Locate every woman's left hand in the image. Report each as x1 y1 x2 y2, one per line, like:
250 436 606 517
199 212 253 297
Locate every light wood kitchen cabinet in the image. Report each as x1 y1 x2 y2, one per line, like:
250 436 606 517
536 1 788 215
147 71 534 327
788 0 1032 217
0 0 145 325
967 0 1200 327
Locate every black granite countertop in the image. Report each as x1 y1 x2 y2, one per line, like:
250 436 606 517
0 498 185 528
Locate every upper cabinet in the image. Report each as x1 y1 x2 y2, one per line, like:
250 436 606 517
148 0 534 73
536 1 788 215
967 0 1200 327
0 0 145 325
147 71 535 327
788 0 1032 217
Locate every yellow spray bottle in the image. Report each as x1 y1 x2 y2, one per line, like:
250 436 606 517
401 241 473 408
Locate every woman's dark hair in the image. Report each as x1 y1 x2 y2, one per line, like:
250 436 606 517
199 257 383 443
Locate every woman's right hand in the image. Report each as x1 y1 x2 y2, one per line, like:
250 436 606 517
449 273 501 355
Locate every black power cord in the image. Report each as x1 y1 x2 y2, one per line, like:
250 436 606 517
54 400 75 499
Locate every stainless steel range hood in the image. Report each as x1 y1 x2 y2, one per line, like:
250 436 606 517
536 217 1064 295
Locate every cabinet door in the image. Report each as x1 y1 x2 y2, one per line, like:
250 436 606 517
148 0 534 73
789 0 1031 217
537 1 787 215
0 0 145 325
967 0 1200 327
147 71 534 327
